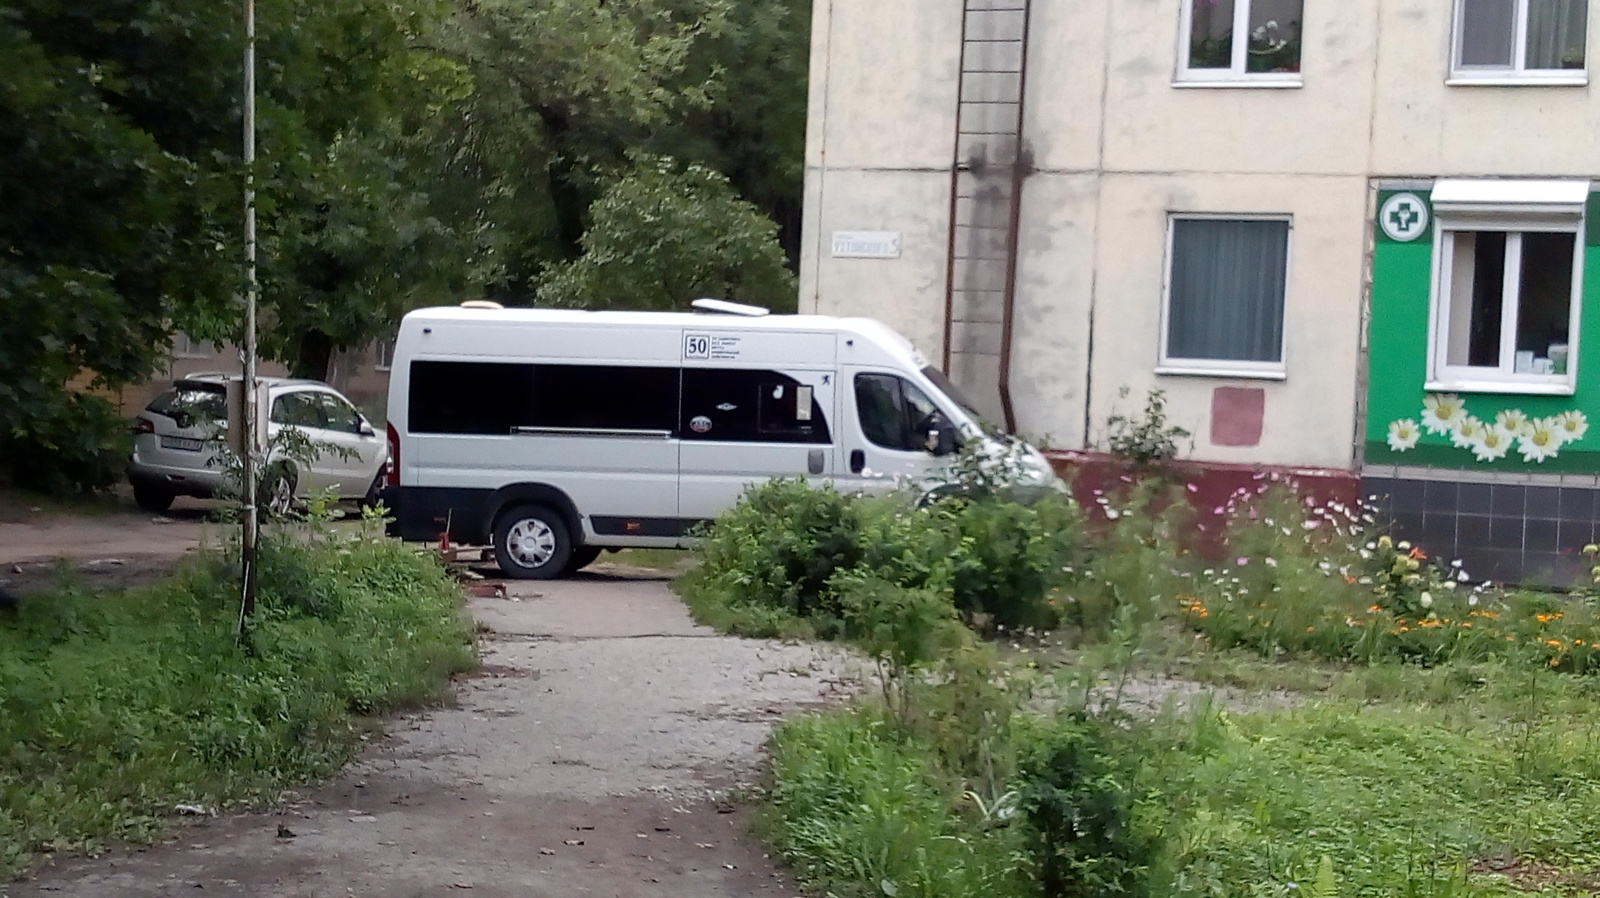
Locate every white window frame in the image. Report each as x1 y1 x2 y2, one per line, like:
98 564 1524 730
1449 0 1590 86
1425 182 1588 395
1175 0 1304 87
373 338 396 372
1156 213 1292 380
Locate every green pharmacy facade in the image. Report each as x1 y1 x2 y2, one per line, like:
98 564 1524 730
1364 179 1600 585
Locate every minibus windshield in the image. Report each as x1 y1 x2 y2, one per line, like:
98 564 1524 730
919 366 992 431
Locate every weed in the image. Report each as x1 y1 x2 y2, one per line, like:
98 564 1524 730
1105 388 1190 468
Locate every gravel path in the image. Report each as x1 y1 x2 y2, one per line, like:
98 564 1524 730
4 564 860 898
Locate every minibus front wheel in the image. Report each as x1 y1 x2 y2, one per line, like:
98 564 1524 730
492 503 574 579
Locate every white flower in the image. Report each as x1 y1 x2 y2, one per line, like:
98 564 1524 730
1468 593 1478 606
1387 419 1421 451
1450 416 1485 449
1471 426 1513 462
1554 410 1589 443
1518 419 1564 463
1496 408 1533 437
1422 394 1467 435
1419 592 1433 609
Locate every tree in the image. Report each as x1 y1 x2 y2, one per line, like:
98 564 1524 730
0 1 239 491
534 155 796 312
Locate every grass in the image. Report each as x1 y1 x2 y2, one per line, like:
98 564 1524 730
690 480 1600 897
0 517 476 879
766 653 1600 897
599 547 699 574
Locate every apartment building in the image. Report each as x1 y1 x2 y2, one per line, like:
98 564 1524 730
800 0 1597 582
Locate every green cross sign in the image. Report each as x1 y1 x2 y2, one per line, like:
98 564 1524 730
1388 202 1418 231
1379 192 1428 242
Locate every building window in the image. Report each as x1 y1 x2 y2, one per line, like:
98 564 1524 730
171 333 217 359
373 339 396 371
1159 216 1290 378
1427 180 1588 394
1177 0 1303 85
1451 0 1588 83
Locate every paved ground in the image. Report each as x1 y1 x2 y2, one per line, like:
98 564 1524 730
2 559 859 898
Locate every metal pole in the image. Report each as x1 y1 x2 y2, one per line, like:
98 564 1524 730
238 0 259 637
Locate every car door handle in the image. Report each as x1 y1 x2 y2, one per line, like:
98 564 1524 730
849 449 865 474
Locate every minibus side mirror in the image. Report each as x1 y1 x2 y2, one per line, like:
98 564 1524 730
929 422 959 456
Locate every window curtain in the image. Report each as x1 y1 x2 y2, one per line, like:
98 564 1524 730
1460 0 1518 66
1167 219 1288 363
1526 0 1587 69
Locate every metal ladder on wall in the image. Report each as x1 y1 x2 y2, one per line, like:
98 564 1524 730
942 0 1031 432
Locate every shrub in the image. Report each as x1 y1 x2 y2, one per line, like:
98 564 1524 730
832 572 965 723
1019 713 1157 898
945 495 1085 632
681 478 1090 640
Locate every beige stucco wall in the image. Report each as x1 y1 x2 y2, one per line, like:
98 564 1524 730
799 0 965 360
800 0 1600 470
1371 0 1600 176
1083 173 1370 469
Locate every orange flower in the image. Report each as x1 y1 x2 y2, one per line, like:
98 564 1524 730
1368 605 1382 614
1409 546 1428 560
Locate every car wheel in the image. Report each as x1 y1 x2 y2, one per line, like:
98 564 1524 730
132 482 175 514
563 546 602 575
492 504 572 580
361 471 384 508
261 466 297 518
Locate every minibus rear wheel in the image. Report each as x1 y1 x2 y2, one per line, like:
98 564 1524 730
492 503 573 579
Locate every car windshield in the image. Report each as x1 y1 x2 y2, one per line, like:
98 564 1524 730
919 366 991 430
148 383 227 425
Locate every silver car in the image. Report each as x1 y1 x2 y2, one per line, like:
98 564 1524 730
127 373 389 514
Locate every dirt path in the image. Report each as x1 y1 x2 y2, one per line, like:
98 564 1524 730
0 500 217 594
3 565 857 898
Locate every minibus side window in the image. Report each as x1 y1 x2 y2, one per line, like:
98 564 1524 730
681 369 831 443
531 365 677 432
854 374 951 454
409 361 535 434
409 361 675 434
855 374 907 449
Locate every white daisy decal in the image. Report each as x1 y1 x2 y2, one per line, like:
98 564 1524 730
1450 416 1484 449
1496 408 1533 437
1471 426 1513 462
1554 410 1589 444
1518 419 1564 463
1422 394 1467 435
1387 419 1421 452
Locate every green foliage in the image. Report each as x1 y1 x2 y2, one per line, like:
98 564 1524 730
765 711 1035 898
534 154 797 312
832 573 966 723
1104 388 1191 466
680 478 1088 640
1178 487 1600 673
1019 714 1156 898
0 519 475 877
946 496 1083 633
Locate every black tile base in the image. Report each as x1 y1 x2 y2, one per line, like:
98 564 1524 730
1362 475 1596 589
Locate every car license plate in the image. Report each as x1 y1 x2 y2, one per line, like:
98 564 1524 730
160 435 205 452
